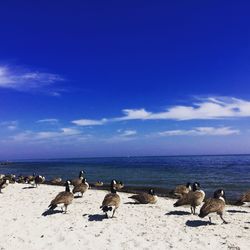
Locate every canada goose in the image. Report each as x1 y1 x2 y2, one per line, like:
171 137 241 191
17 175 26 183
35 175 45 187
128 189 158 204
48 180 74 213
71 170 85 186
51 177 62 185
4 174 16 184
94 181 104 187
73 178 89 197
174 182 192 197
26 173 36 186
199 189 228 224
236 190 250 206
173 182 205 214
0 179 9 193
100 180 121 218
114 181 124 190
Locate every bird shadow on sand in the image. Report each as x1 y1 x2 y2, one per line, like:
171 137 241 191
74 195 83 199
185 220 210 227
124 202 140 205
84 214 107 221
227 209 249 214
166 211 191 216
22 186 36 189
42 210 63 216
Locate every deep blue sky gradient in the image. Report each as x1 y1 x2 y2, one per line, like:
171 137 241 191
0 1 250 159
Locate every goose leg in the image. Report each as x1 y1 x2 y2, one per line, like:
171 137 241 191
220 214 228 224
193 206 196 215
111 208 116 218
209 217 212 224
190 207 193 214
105 213 108 219
64 205 68 214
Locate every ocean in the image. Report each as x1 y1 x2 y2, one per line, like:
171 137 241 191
1 155 250 201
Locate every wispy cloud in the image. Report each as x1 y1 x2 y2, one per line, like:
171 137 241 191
0 120 18 130
10 127 82 142
0 65 64 95
116 97 250 121
36 118 59 124
72 118 107 126
158 127 240 136
72 97 250 126
119 129 137 137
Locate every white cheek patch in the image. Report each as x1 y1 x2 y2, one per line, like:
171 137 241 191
219 197 225 202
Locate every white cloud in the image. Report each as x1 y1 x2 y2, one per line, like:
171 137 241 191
0 120 18 130
11 127 81 142
0 65 64 94
115 109 152 121
117 97 250 121
72 97 250 126
158 127 240 136
119 130 137 137
71 118 107 126
36 118 59 124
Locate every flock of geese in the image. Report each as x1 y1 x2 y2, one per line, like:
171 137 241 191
0 171 250 224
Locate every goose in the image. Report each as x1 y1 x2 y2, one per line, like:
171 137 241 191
236 190 250 206
26 173 36 186
199 189 228 224
71 170 85 186
4 174 16 184
73 178 89 197
51 177 62 185
173 182 205 214
35 175 45 187
17 175 26 183
0 179 9 193
48 180 74 213
174 182 192 197
100 180 121 218
94 181 104 187
128 188 158 204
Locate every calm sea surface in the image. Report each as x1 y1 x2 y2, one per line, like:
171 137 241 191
1 155 250 200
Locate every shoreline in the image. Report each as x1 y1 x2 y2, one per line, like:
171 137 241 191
44 181 240 205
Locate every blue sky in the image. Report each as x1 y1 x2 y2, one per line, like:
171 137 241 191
0 0 250 159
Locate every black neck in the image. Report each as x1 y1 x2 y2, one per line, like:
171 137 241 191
65 184 70 192
111 187 116 193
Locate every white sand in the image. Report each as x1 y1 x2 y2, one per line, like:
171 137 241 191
0 183 249 250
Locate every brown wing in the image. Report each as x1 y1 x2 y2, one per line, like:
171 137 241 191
174 190 204 206
175 185 189 195
174 193 191 206
73 183 88 194
50 191 74 206
241 191 250 202
129 193 157 204
190 191 205 206
102 193 120 208
71 178 82 186
200 198 225 215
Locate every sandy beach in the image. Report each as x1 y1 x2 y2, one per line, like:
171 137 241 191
0 183 249 250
